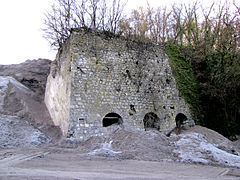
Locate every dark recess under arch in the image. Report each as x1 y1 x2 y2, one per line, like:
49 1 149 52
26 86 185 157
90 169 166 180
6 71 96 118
102 112 123 127
175 113 187 127
143 112 160 130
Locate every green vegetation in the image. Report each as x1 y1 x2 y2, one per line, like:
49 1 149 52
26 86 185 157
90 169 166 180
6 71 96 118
185 47 240 137
165 44 202 124
166 42 240 137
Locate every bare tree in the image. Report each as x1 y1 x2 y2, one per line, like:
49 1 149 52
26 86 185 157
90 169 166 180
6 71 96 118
233 0 240 15
43 0 76 48
42 0 127 48
108 0 127 33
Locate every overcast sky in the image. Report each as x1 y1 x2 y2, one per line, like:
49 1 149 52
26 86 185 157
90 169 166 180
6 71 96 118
0 0 222 65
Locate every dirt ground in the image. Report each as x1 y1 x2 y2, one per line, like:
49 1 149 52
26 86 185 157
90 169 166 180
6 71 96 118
0 146 239 180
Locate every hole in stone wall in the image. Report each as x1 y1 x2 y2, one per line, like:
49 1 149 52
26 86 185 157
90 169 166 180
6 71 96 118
175 113 187 128
166 79 171 84
76 67 85 74
170 106 175 109
143 112 160 130
130 104 136 111
102 113 123 127
126 70 131 79
129 104 136 115
115 86 121 92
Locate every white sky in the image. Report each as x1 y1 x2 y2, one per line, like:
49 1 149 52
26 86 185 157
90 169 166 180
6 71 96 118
0 0 224 64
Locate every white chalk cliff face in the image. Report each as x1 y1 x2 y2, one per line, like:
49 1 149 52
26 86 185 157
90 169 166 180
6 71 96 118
0 59 61 146
0 77 9 111
0 59 52 100
0 76 32 114
0 76 51 147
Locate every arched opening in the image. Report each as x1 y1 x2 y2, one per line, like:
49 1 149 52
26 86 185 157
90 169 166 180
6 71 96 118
102 113 123 127
175 113 187 128
143 112 160 130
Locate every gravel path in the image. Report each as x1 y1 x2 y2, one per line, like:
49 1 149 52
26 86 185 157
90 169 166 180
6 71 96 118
0 147 239 180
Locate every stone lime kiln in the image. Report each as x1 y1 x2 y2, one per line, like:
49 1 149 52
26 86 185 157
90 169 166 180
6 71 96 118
45 28 194 140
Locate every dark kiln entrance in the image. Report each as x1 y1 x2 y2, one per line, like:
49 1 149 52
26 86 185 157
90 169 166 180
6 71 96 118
102 113 123 127
175 113 187 127
143 112 160 130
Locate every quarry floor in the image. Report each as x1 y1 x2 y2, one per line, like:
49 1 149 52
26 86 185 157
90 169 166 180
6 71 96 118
0 147 239 180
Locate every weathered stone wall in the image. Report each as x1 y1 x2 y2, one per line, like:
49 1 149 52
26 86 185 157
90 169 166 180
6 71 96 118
44 39 72 136
65 29 194 140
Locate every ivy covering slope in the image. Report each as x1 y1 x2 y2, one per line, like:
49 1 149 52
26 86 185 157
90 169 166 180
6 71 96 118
165 44 202 124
